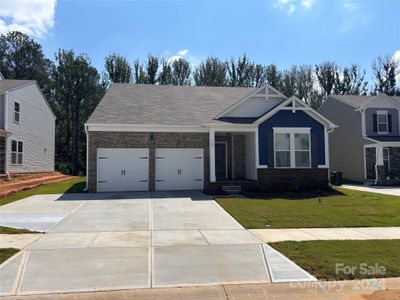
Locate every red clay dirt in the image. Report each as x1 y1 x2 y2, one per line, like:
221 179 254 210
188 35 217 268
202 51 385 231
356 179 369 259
0 172 76 197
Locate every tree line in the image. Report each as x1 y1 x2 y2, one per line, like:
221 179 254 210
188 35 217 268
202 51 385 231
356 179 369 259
1 31 399 175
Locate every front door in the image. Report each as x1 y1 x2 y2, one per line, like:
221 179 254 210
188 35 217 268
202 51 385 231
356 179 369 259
215 143 227 181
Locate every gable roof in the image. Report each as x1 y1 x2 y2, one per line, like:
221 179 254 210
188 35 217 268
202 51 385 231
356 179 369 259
329 94 400 109
0 80 36 95
87 84 255 125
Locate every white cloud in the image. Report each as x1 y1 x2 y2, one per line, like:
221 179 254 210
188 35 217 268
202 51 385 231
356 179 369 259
275 0 312 14
344 2 358 11
0 0 56 38
301 0 313 9
168 49 190 64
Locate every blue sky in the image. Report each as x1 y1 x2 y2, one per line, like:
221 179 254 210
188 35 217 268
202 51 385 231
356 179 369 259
1 0 399 82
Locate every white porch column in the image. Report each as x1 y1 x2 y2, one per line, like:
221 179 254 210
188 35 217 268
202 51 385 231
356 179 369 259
376 144 384 166
209 128 216 182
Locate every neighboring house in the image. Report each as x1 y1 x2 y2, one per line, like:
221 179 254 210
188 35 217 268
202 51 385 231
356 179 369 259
85 83 336 193
319 94 400 185
0 79 56 175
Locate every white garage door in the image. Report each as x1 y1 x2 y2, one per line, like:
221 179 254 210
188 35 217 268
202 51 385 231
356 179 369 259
155 148 204 191
97 148 149 192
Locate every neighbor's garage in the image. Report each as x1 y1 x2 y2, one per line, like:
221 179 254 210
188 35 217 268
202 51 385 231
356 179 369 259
155 148 204 191
97 148 149 192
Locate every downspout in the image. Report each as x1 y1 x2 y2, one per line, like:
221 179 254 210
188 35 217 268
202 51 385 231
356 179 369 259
84 124 89 192
4 91 9 176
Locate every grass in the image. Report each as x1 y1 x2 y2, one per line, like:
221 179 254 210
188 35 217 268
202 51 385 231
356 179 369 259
0 248 20 265
270 240 400 280
0 226 39 234
216 187 400 228
0 177 86 206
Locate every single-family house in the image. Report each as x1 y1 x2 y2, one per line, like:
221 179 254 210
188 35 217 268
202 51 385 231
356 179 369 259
319 94 400 185
85 83 337 193
0 79 55 175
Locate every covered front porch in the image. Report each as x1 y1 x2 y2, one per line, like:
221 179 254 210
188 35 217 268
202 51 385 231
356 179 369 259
207 127 258 192
365 142 400 185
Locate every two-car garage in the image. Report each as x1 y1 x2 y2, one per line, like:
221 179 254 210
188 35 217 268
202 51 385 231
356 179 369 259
96 148 204 192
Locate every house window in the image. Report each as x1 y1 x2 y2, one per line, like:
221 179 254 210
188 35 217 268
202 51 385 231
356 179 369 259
274 128 311 168
14 102 20 123
383 148 390 175
11 140 23 165
377 111 388 134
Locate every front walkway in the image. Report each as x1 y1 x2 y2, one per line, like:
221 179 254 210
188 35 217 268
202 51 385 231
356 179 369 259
341 184 400 196
250 227 400 242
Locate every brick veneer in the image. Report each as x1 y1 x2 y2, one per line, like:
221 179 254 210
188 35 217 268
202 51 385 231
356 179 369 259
0 137 5 174
365 147 376 180
88 131 209 192
257 168 329 192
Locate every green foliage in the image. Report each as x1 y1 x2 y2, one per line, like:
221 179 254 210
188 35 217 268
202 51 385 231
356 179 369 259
170 58 191 86
0 31 54 98
0 248 19 265
194 57 228 86
105 53 132 83
373 55 399 96
53 49 105 175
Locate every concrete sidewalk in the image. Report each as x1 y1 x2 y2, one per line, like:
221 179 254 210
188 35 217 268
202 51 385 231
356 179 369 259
1 278 399 300
341 184 400 196
250 227 400 242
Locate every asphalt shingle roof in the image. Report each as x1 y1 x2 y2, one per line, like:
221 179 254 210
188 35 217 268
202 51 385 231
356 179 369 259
0 80 36 95
87 84 256 125
332 95 400 108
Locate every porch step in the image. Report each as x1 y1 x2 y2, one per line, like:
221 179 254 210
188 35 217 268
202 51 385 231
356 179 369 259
222 185 242 194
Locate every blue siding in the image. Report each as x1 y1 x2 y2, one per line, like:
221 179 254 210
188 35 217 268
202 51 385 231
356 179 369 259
258 110 325 166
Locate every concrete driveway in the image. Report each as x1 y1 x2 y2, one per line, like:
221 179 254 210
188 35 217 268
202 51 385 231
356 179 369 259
0 192 273 296
341 184 400 196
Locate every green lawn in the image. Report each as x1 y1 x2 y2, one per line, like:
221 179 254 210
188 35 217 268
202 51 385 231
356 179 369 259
270 240 400 280
0 177 86 206
216 187 400 228
0 248 20 265
0 226 39 234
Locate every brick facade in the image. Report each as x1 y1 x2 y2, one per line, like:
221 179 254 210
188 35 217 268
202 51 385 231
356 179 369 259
0 137 5 174
257 168 329 192
365 147 376 180
88 131 209 192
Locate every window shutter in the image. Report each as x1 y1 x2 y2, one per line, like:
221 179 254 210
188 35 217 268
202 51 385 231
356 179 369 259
267 132 274 168
311 133 318 168
373 113 377 133
388 114 392 132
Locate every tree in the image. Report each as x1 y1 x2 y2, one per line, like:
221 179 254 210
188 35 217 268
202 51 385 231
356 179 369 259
158 59 172 85
53 49 105 175
170 58 191 86
227 54 254 87
280 67 297 97
146 55 159 84
334 64 368 95
372 55 399 96
194 57 228 86
315 61 339 96
0 31 54 97
133 59 147 84
295 65 314 103
252 64 267 87
265 64 282 89
104 53 131 83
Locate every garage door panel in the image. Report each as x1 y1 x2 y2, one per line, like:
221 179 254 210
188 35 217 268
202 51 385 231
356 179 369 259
97 148 149 192
155 148 204 191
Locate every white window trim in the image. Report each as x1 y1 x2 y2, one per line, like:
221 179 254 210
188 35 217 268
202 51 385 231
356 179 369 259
11 139 23 165
14 101 20 124
273 127 311 169
377 110 388 134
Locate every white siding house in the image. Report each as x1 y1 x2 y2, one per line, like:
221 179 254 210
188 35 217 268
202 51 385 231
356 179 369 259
0 80 55 174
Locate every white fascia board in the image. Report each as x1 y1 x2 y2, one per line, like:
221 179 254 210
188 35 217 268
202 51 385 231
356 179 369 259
213 83 287 119
273 127 311 133
86 123 209 132
208 124 257 132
